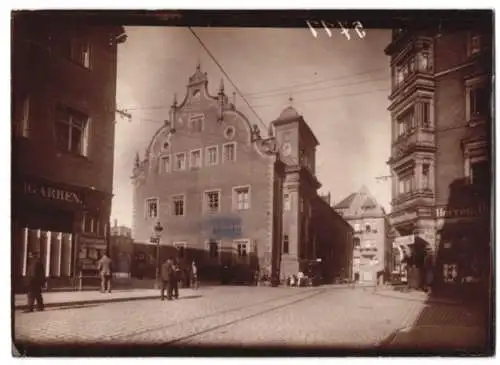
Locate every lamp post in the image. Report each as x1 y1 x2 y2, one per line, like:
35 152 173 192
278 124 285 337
152 221 164 289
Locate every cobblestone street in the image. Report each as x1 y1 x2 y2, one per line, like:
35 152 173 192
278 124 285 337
15 285 485 352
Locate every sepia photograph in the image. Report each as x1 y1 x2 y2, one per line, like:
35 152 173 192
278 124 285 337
9 7 494 357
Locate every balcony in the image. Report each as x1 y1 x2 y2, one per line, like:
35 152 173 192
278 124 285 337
390 128 436 163
391 189 435 208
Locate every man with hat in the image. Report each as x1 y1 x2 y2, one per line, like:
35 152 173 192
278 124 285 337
25 251 45 312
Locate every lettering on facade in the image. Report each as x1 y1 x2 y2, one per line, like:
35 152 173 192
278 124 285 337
24 182 83 204
435 204 488 219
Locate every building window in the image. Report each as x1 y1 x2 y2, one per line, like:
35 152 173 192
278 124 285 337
469 87 489 120
396 106 416 138
13 93 30 138
223 142 236 163
63 38 91 69
235 240 248 258
55 106 89 156
470 160 489 187
161 156 171 174
146 198 159 219
190 149 202 169
417 43 433 72
189 114 204 133
208 241 219 258
422 163 430 189
398 172 415 195
233 186 250 210
421 101 432 128
175 152 187 171
172 195 185 216
283 234 290 254
353 237 361 248
365 224 371 233
206 146 218 166
284 193 291 211
353 223 360 232
174 242 187 258
205 190 221 213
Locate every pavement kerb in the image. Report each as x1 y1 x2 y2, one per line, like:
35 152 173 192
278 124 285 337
14 293 162 311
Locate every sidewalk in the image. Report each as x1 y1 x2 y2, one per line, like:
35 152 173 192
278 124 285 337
382 325 489 352
371 286 468 306
13 288 199 311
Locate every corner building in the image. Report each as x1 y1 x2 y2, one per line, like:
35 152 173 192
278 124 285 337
132 65 353 284
384 24 492 293
11 12 125 288
334 186 392 284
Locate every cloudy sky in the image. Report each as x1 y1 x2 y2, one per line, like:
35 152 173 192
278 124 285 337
112 26 392 228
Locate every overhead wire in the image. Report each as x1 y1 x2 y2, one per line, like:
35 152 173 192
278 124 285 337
118 68 389 112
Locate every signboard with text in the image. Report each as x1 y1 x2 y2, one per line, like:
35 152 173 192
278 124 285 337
435 204 489 219
23 180 83 205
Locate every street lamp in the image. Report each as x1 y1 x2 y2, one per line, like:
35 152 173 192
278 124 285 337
152 221 164 289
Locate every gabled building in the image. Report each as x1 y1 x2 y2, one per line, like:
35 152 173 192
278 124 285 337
334 186 392 284
131 64 353 285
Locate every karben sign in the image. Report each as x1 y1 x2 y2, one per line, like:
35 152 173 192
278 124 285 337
23 181 83 204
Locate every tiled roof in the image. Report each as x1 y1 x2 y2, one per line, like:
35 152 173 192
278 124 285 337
333 192 357 209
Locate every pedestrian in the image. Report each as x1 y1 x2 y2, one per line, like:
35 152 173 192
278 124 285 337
191 261 198 289
25 251 45 313
297 271 305 287
172 260 180 299
160 258 175 301
97 252 113 293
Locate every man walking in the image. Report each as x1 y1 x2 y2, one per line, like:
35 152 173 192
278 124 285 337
97 252 113 293
25 251 45 313
160 258 175 301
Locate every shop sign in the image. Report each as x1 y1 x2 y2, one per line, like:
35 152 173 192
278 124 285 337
435 204 489 219
23 181 83 204
79 234 106 250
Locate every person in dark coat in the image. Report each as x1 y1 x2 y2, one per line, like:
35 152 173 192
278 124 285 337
25 251 45 312
172 259 180 299
160 258 175 301
97 252 113 293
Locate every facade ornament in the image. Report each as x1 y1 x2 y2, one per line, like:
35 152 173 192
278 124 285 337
251 124 261 142
134 151 140 168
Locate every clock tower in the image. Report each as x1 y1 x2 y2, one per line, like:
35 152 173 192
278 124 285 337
272 106 321 280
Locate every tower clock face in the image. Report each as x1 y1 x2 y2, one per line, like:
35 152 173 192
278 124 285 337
282 142 292 156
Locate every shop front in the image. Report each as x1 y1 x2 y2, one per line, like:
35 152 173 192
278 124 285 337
12 174 111 289
435 203 491 297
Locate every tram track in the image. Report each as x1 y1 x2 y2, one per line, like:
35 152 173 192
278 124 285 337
113 287 326 344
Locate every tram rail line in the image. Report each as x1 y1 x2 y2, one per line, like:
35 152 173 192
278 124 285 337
112 287 326 343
